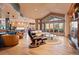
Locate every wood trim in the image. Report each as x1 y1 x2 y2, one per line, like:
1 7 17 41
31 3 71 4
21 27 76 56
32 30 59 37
41 12 65 20
36 12 65 20
42 20 65 23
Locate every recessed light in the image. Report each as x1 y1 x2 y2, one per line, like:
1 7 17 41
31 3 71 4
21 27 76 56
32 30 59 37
34 9 38 11
55 9 60 11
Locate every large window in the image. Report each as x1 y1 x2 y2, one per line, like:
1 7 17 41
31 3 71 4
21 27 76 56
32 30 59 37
50 23 54 32
38 24 40 30
0 19 6 30
29 23 36 30
58 23 64 33
45 23 50 32
41 15 65 35
53 23 59 33
42 23 44 31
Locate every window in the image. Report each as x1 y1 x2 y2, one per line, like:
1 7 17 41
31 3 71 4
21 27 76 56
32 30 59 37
38 24 40 30
50 23 54 32
40 14 65 35
45 23 49 32
59 23 64 33
53 23 59 33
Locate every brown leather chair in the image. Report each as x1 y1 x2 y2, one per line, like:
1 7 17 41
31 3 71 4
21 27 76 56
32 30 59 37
28 29 42 48
2 34 19 46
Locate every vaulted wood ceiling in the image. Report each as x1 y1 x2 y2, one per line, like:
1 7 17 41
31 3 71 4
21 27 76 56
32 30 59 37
20 3 71 19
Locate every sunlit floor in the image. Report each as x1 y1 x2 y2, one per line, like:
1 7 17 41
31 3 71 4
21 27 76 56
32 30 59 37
0 36 79 55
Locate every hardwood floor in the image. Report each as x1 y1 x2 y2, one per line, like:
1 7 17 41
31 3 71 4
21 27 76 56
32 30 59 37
0 36 79 55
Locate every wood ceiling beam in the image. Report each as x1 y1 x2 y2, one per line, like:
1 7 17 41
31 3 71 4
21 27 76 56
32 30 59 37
36 12 65 20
